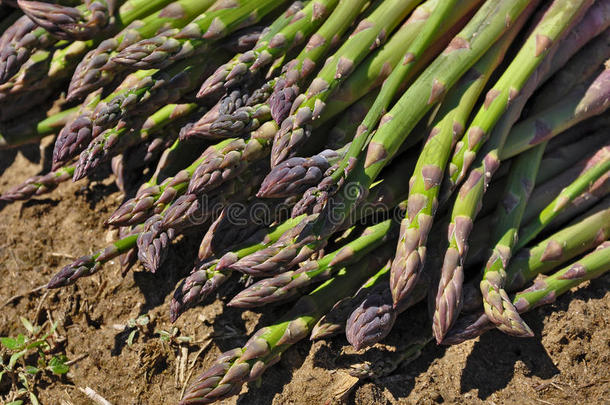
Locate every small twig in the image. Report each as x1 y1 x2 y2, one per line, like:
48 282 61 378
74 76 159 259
180 340 212 400
50 252 77 260
64 353 89 366
3 285 46 307
179 346 188 384
78 386 113 405
34 291 49 322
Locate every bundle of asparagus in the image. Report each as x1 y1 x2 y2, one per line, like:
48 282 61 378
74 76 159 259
1 0 609 403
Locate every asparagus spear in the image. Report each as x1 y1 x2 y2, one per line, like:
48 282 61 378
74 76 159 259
228 221 397 307
507 198 610 290
270 0 422 167
536 130 608 185
91 51 229 137
0 166 75 201
433 0 593 344
197 0 339 99
504 60 610 159
529 28 610 111
257 148 343 199
185 0 368 139
311 264 392 340
47 233 138 288
198 196 294 261
517 146 610 249
17 0 118 40
389 19 523 308
0 14 50 84
479 144 546 336
171 215 307 321
180 253 390 405
112 0 290 71
66 0 217 102
445 241 610 344
137 164 268 272
106 126 211 227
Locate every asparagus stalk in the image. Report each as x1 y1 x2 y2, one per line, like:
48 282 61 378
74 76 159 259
500 62 610 160
445 241 610 344
0 14 50 84
171 215 307 321
90 51 229 138
536 130 608 185
530 28 610 111
229 149 419 275
185 0 368 139
47 233 138 288
106 127 211 227
198 196 294 261
112 0 290 71
389 19 523 308
193 0 306 102
52 68 154 169
228 221 397 307
311 264 392 340
0 166 75 201
517 147 610 249
522 143 610 225
479 144 546 336
345 270 428 350
433 0 593 344
507 198 610 290
180 252 390 405
197 0 339 99
66 0 217 102
270 0 421 166
17 0 118 40
257 148 343 199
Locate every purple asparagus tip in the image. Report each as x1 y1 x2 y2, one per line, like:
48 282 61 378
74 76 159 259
345 288 397 350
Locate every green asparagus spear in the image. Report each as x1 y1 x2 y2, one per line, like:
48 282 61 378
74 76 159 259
479 144 547 336
517 146 610 249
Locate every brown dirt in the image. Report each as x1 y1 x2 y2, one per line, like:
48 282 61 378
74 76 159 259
0 145 609 405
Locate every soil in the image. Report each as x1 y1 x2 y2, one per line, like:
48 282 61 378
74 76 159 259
1 145 609 405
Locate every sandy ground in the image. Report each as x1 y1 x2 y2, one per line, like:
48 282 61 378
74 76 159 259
0 145 609 405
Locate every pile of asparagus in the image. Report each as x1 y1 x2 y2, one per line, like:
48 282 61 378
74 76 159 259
1 0 609 402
